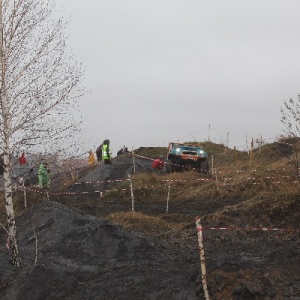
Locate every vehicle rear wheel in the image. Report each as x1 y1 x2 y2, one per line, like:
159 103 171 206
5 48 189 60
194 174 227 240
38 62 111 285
200 160 209 175
165 161 172 173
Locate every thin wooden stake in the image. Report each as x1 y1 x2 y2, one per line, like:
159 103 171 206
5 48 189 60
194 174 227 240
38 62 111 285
33 229 38 265
128 174 135 214
46 190 49 201
21 177 27 209
250 137 254 170
132 148 136 175
195 216 210 300
165 180 171 214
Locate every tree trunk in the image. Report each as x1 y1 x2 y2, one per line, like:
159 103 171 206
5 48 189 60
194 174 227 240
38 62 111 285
0 0 85 266
0 0 20 265
3 144 21 266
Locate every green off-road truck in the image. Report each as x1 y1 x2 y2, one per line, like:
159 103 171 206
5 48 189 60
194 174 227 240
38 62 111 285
165 142 209 174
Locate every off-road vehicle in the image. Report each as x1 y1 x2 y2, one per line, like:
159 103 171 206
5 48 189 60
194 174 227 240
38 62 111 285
165 142 209 174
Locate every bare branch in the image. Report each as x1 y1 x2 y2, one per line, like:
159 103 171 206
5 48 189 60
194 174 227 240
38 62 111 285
0 0 87 266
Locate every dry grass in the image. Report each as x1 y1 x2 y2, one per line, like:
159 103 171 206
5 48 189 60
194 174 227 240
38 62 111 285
1 138 300 228
106 138 300 206
106 211 192 239
0 139 299 300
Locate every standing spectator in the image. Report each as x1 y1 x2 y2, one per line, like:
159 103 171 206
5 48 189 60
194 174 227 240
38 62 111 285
96 145 102 162
19 152 27 166
122 145 128 154
38 162 50 188
102 139 112 165
88 150 95 166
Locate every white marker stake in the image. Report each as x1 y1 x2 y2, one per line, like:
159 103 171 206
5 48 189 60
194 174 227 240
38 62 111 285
166 180 171 214
128 174 135 214
195 217 210 300
20 177 27 209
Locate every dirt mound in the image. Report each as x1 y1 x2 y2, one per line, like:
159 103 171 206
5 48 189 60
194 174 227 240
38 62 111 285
67 156 152 193
1 153 300 299
0 201 199 300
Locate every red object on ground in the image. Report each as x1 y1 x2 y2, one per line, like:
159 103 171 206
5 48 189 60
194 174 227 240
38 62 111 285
151 159 164 169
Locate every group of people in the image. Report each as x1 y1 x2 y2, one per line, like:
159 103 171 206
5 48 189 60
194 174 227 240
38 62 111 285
0 151 50 189
1 145 165 189
88 140 165 172
18 152 50 189
17 151 50 189
117 146 129 156
88 139 112 166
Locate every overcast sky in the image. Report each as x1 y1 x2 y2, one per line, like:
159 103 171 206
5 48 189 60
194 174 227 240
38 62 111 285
59 1 300 155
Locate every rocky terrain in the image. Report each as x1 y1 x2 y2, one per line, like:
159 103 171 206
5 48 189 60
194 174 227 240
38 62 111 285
0 147 299 300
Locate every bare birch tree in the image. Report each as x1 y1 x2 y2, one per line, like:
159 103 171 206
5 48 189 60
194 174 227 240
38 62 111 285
280 94 300 180
0 0 85 266
280 94 300 137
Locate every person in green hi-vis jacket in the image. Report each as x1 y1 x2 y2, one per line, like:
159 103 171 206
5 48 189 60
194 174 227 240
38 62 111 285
38 162 50 188
102 139 112 165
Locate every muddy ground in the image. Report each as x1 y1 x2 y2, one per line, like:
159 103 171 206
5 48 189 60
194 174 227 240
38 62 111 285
0 156 300 300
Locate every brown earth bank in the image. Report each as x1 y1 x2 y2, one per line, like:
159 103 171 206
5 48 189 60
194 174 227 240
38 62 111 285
0 151 300 300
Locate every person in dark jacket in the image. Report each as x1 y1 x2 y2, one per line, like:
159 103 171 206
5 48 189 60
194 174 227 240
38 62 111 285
96 145 102 162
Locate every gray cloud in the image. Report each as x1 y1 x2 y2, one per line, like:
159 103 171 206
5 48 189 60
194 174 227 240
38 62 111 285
60 0 299 155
